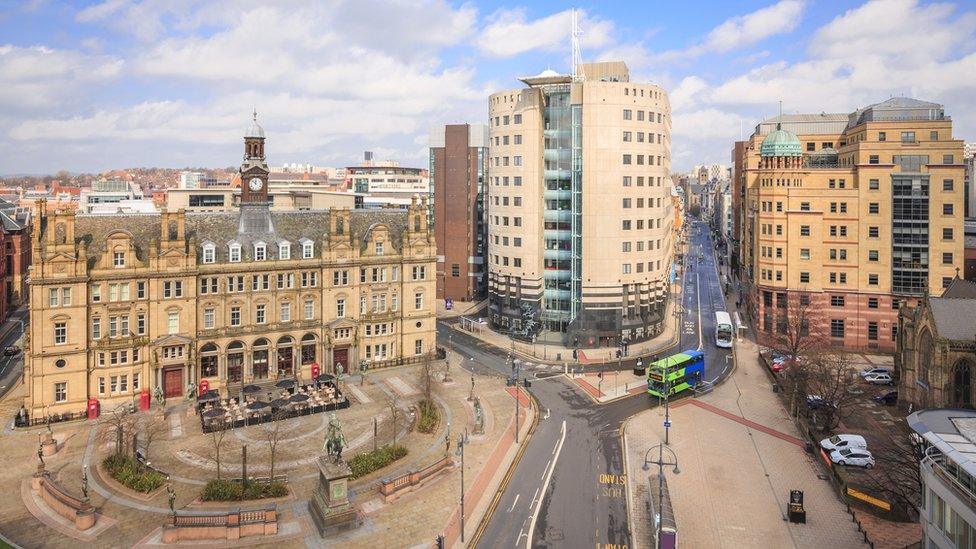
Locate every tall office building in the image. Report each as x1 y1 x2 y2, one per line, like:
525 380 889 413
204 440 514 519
742 98 965 352
429 124 489 302
487 61 673 346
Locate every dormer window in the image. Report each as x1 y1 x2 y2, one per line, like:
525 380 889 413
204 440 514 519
113 251 125 268
228 243 242 263
202 243 216 264
375 241 384 255
301 239 314 259
279 242 291 261
254 242 267 261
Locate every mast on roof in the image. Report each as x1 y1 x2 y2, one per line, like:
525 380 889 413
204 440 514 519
571 8 584 82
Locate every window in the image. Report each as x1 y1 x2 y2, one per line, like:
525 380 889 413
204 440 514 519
943 228 954 240
869 155 879 164
943 252 953 264
415 291 424 310
869 250 879 261
869 179 879 190
514 135 522 145
303 241 314 258
301 271 317 287
868 298 878 309
54 322 66 344
202 245 215 264
622 242 631 252
137 281 146 299
256 304 266 324
943 154 953 164
622 263 631 274
167 312 179 334
54 382 66 403
943 277 953 289
944 179 954 191
830 319 845 338
900 131 915 143
92 317 101 339
412 266 427 280
800 202 810 212
869 203 879 214
229 244 241 262
799 294 810 306
943 203 954 215
868 274 879 286
868 322 878 341
800 272 810 283
137 313 146 335
623 109 632 120
622 198 631 208
868 227 879 238
415 339 424 355
254 243 266 261
514 114 522 124
113 251 125 268
878 132 886 142
800 249 810 260
279 242 291 260
623 154 632 165
305 299 314 320
163 280 183 298
63 287 73 306
280 301 291 322
333 270 348 286
336 298 345 318
623 131 632 142
806 142 815 152
622 220 631 230
375 241 384 255
800 225 810 237
49 288 59 307
230 307 241 326
204 308 215 329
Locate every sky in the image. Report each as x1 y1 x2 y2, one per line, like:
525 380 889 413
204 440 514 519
0 0 975 175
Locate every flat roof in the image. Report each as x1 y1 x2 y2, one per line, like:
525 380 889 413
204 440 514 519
909 409 976 477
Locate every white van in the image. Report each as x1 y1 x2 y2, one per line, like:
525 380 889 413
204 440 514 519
819 434 867 452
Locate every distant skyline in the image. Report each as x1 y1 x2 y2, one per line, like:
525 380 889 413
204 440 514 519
1 0 974 174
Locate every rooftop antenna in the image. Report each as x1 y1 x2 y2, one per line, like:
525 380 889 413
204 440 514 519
571 8 584 81
776 100 783 130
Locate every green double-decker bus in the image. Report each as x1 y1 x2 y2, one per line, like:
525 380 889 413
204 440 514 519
647 350 705 398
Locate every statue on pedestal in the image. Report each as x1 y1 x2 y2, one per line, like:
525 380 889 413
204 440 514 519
323 413 346 464
81 465 89 502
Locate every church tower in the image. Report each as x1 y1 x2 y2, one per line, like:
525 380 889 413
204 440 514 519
238 110 274 235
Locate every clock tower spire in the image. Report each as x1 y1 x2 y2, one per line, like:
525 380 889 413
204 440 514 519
238 111 274 235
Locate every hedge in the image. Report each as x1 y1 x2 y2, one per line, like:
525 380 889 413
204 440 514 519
103 454 167 493
201 479 289 501
349 445 408 479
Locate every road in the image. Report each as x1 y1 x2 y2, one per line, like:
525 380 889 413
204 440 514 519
0 307 27 399
441 220 732 548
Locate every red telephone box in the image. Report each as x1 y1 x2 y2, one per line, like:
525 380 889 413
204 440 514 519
139 390 151 411
87 398 100 420
199 379 210 396
311 363 320 379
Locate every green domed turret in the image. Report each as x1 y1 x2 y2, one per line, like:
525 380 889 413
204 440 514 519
760 128 802 157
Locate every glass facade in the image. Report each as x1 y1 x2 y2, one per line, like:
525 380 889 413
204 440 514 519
892 174 929 295
541 87 573 331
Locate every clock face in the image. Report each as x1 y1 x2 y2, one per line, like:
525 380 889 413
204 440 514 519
248 177 264 191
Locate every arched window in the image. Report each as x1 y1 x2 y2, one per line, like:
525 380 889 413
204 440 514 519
253 338 270 379
168 221 179 241
301 333 316 365
953 360 975 409
414 215 421 232
200 343 219 378
918 328 933 386
336 217 344 235
276 336 294 376
227 341 244 382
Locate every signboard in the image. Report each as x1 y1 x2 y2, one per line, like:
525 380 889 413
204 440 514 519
664 420 671 428
847 487 891 511
445 298 454 310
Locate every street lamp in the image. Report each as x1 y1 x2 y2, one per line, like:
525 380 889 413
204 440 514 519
642 443 680 549
456 429 469 543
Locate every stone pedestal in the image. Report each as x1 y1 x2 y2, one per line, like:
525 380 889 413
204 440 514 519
42 435 58 457
308 456 360 537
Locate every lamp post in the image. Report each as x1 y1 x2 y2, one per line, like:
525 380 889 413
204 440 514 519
456 429 469 543
512 359 521 444
642 443 680 549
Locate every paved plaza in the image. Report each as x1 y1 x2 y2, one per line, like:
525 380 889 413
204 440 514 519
623 332 869 549
0 359 530 548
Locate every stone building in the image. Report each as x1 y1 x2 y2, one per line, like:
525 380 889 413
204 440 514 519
23 115 437 416
896 277 976 410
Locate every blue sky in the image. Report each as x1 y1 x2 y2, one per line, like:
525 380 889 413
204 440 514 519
1 0 974 174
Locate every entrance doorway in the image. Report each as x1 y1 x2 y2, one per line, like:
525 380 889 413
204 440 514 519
164 368 183 398
332 347 349 374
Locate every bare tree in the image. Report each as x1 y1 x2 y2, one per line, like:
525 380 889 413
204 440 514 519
208 418 230 479
418 356 436 404
263 410 288 483
858 423 925 521
796 353 867 431
387 394 400 448
766 293 828 361
98 405 135 457
136 412 167 462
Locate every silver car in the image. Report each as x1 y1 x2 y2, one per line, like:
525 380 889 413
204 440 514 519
829 447 875 468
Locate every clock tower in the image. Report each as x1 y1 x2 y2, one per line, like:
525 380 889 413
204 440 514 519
238 110 274 235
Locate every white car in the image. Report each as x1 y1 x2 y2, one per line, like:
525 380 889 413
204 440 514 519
830 447 875 468
859 367 891 379
820 434 868 452
864 373 893 385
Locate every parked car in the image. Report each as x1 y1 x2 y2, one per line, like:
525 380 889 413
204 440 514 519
864 373 893 385
874 390 898 405
820 434 868 452
806 395 837 411
859 367 891 379
829 447 875 468
772 356 800 373
3 346 19 356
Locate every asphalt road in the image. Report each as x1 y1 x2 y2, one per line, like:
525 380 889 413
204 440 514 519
0 307 28 399
443 220 732 548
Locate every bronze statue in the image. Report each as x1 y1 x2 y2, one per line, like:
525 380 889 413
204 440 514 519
166 485 177 516
323 413 346 464
81 465 89 501
37 442 44 467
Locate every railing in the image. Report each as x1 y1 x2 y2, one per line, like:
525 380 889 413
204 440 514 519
926 456 976 511
378 455 453 502
15 410 88 428
32 472 96 530
164 504 278 543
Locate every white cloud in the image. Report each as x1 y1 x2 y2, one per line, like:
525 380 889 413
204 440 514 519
0 45 122 110
474 8 613 58
701 0 804 53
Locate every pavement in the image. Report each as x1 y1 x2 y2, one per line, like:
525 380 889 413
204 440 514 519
0 307 28 400
622 312 870 548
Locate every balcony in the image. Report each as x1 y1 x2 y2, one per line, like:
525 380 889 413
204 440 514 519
543 288 572 300
544 189 572 200
544 248 572 261
544 210 572 223
924 455 976 511
544 229 572 241
543 269 571 281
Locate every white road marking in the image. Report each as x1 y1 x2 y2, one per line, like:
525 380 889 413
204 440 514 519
526 420 566 549
531 487 540 506
696 271 704 351
508 493 521 513
541 458 553 480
